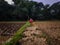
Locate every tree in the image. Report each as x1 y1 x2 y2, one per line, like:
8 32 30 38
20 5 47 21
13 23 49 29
49 2 60 20
0 0 15 21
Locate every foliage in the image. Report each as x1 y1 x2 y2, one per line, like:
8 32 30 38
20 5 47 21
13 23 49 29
0 0 60 21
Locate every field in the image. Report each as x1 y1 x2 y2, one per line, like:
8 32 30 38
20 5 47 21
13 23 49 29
0 21 60 45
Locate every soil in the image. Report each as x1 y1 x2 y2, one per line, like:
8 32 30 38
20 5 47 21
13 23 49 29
0 21 60 45
0 22 25 44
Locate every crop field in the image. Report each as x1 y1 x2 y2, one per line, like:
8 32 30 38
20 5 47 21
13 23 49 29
0 21 60 45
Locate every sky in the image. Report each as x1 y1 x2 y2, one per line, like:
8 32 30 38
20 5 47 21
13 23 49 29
5 0 60 5
5 0 14 4
34 0 60 5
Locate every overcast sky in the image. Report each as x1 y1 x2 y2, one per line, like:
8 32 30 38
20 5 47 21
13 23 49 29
5 0 60 5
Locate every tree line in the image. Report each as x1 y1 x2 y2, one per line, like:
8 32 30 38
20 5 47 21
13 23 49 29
0 0 60 21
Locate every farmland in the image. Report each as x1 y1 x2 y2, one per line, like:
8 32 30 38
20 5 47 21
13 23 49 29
0 21 60 45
